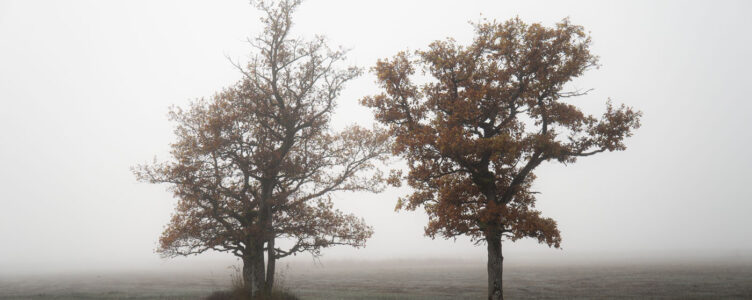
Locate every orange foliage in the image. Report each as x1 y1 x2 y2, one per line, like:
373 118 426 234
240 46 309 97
133 0 390 294
362 17 641 247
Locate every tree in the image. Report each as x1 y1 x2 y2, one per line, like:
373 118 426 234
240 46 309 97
361 18 641 300
134 0 390 296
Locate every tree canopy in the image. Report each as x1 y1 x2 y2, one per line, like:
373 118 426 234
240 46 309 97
362 17 641 300
134 0 390 295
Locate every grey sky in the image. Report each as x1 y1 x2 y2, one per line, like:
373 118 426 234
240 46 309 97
1 0 750 274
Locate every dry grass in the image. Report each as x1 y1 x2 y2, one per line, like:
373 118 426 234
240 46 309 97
205 266 299 300
205 290 299 300
2 261 752 299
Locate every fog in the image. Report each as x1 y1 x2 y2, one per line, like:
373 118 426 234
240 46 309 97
1 0 751 275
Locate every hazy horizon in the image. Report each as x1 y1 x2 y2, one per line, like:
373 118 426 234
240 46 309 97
1 0 751 277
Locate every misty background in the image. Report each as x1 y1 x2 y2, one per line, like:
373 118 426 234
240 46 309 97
1 0 750 275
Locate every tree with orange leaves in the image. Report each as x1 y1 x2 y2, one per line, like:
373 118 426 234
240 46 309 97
134 0 390 296
362 18 641 300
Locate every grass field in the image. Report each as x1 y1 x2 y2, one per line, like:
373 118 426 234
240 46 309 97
2 260 751 299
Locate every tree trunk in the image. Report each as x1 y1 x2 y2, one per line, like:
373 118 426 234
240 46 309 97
487 230 504 300
242 242 266 297
265 237 276 293
257 180 272 295
252 242 266 296
242 254 257 296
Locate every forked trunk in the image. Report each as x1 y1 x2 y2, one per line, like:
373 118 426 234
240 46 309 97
265 237 276 293
487 230 504 300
